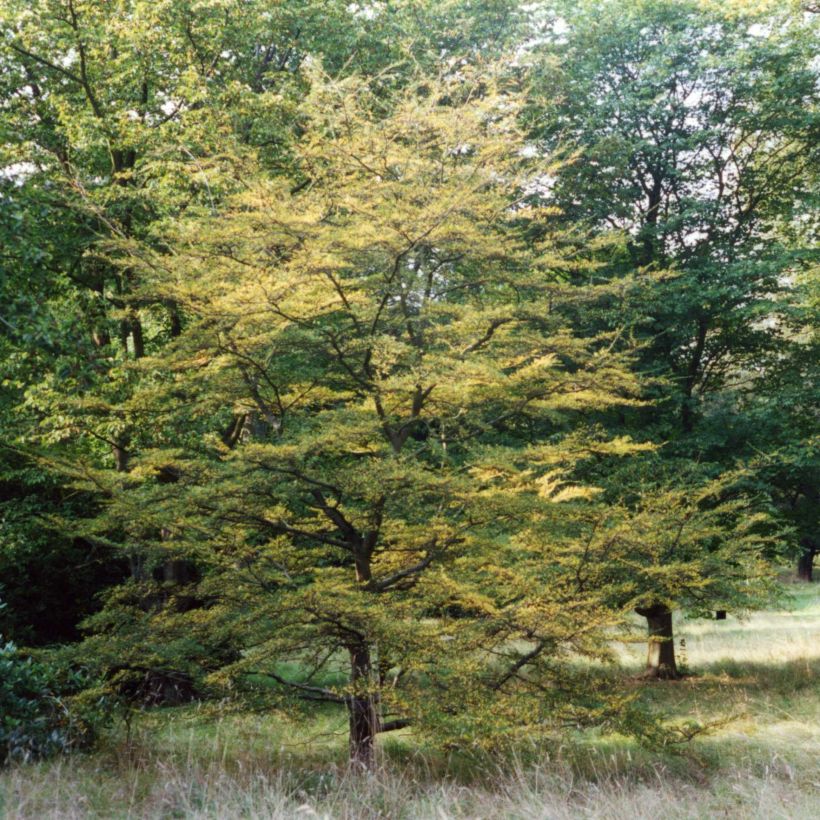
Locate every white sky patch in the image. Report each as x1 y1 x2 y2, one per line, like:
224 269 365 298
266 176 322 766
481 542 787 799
60 48 78 68
448 143 473 156
552 18 569 36
521 172 556 199
347 2 382 20
1 162 37 184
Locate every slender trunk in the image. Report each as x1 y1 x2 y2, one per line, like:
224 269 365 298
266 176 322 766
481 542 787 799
128 553 148 582
639 173 663 267
681 318 708 434
90 279 111 348
131 313 145 359
168 306 182 338
347 642 378 769
636 604 679 679
354 551 372 584
113 441 129 472
161 559 195 584
797 539 815 582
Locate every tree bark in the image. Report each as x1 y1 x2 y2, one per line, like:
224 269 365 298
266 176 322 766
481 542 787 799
797 538 816 582
168 305 182 338
161 558 196 585
347 642 378 769
636 604 680 679
681 317 708 434
131 313 145 359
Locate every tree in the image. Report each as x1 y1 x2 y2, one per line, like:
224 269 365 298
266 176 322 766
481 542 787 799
738 264 819 583
76 67 647 765
596 470 781 678
0 0 530 648
526 0 818 671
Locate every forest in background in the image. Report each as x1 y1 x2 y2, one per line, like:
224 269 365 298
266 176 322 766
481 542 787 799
0 0 818 808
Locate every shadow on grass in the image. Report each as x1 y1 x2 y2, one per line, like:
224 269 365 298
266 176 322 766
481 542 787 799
696 656 819 690
57 648 816 804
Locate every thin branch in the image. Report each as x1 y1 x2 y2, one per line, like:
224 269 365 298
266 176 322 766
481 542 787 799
245 671 344 704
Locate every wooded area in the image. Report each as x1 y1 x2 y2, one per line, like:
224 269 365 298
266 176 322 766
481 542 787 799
0 0 817 806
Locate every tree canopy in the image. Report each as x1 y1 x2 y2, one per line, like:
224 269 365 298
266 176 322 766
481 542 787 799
0 0 816 766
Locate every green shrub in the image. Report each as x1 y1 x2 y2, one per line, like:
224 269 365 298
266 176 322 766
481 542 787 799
0 637 104 764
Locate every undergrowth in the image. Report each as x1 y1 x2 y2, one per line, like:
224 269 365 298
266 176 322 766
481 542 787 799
1 584 818 819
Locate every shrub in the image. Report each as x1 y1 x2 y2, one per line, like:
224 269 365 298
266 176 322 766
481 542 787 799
0 638 104 764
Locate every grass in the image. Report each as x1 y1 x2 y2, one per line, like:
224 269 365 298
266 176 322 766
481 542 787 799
1 583 819 819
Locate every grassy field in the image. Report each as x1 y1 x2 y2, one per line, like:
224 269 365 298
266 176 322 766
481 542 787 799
2 582 818 819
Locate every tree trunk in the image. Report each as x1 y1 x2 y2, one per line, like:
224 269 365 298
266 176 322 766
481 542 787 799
636 604 679 679
161 559 196 585
113 441 129 473
131 313 145 359
681 318 708 434
797 539 815 582
168 305 182 338
347 642 378 769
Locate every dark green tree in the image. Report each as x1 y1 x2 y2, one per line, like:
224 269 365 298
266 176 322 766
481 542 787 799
526 0 818 672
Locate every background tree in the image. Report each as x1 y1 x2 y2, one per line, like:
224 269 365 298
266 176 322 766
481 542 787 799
525 0 818 669
0 0 528 646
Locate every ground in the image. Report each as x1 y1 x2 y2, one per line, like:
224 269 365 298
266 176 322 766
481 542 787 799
1 583 818 819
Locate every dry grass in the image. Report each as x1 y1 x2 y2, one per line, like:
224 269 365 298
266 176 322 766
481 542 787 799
2 752 817 819
1 583 819 819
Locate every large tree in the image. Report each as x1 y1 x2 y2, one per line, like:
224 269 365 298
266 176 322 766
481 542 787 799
526 0 818 673
0 0 528 643
74 68 649 765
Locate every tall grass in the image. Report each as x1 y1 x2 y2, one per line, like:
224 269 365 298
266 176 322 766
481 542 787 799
1 584 818 819
2 750 816 819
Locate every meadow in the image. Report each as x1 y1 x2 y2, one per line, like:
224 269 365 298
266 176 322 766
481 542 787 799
1 582 818 819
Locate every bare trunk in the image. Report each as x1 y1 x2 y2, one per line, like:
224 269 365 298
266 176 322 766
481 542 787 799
161 559 196 585
168 306 182 338
636 604 679 679
797 538 816 582
347 642 378 769
90 279 111 348
131 314 145 359
681 318 708 434
113 441 129 473
128 553 148 582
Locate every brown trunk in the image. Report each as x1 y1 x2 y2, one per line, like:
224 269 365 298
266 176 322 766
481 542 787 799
128 553 148 581
347 642 378 769
113 441 129 473
169 306 182 338
640 173 663 267
797 541 815 582
91 327 110 348
161 559 195 585
636 604 679 679
131 314 145 359
354 551 372 584
89 278 111 348
239 410 277 442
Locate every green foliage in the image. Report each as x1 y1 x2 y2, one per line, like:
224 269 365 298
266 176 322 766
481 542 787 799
0 635 103 764
69 66 653 758
0 0 814 767
529 0 817 438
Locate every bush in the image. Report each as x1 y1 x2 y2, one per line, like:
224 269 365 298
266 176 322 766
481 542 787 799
0 638 104 764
